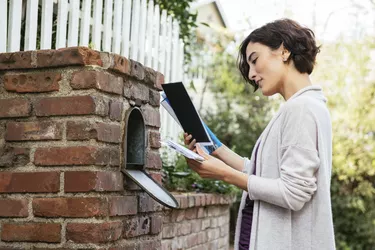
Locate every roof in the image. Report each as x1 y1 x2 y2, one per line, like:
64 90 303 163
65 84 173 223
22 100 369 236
190 0 229 28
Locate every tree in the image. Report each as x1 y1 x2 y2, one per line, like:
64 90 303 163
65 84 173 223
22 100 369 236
154 0 198 64
312 37 375 249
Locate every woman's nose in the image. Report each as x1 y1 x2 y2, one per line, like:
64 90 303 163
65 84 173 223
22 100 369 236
248 66 256 80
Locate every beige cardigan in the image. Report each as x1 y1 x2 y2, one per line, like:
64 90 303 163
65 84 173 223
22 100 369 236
234 86 336 250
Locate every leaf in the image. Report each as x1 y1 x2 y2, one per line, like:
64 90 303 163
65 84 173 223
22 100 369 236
200 22 210 27
172 172 191 177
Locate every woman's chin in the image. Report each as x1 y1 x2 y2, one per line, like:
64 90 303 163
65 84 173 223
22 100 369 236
261 87 276 97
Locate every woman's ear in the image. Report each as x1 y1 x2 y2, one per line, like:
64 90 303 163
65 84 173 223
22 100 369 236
278 43 291 61
281 49 291 62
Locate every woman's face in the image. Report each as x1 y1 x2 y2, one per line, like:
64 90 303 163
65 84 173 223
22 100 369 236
246 42 288 96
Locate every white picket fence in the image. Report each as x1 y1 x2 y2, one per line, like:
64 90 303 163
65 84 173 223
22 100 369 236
1 0 183 160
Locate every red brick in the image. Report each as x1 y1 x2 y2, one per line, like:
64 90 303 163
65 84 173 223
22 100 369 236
189 195 195 207
109 54 130 75
141 106 160 128
148 172 162 185
138 241 161 250
0 98 31 118
123 216 150 238
138 192 161 213
36 47 102 68
170 209 185 222
149 89 160 107
197 207 205 218
162 224 176 239
178 222 192 236
96 123 122 143
109 100 123 121
206 194 213 205
33 197 108 217
145 151 162 170
144 67 157 86
0 172 59 193
150 214 163 234
194 193 205 207
66 121 95 140
149 131 161 149
34 146 114 166
0 247 24 250
0 51 33 70
109 196 137 216
0 199 28 217
4 72 61 93
0 146 29 167
185 207 197 220
66 221 122 243
32 248 76 250
178 194 189 209
109 243 138 250
129 60 145 81
123 175 142 191
66 121 121 143
108 147 120 166
192 220 202 233
34 95 108 117
123 217 138 238
71 70 123 94
185 233 199 248
5 121 63 141
155 72 164 91
138 215 150 235
161 240 172 250
64 171 123 192
1 223 61 242
124 80 149 103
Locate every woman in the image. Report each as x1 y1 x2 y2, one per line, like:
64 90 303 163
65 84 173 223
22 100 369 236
184 19 335 250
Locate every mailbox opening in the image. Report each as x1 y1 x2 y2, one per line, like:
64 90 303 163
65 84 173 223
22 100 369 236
125 108 146 169
122 107 179 209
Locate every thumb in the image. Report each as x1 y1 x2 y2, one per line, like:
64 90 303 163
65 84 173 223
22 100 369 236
196 144 210 160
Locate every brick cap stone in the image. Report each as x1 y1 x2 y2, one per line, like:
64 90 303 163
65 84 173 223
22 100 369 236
0 46 165 91
167 192 237 210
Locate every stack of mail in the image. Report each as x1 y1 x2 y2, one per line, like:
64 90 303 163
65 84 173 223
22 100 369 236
160 139 204 162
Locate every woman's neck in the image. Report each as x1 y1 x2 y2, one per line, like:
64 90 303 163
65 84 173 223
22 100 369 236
280 71 312 101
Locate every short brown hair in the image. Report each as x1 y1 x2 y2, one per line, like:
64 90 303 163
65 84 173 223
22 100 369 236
238 18 321 90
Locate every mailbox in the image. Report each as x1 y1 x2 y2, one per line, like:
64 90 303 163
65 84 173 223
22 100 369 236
122 107 178 209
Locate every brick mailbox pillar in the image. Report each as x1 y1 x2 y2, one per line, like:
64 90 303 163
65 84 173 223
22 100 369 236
0 47 165 249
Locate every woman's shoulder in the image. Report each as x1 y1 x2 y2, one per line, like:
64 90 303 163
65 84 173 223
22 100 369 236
280 94 331 130
283 94 329 116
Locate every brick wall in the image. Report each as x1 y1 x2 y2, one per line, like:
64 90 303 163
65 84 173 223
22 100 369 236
0 47 164 249
162 193 235 250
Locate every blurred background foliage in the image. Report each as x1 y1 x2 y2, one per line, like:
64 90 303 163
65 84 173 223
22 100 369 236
159 1 375 249
162 34 375 249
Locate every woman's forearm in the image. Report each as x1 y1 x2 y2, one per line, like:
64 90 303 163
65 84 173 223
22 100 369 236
212 145 245 171
222 167 248 191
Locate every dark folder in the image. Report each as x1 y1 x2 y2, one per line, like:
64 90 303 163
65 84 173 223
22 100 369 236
161 82 211 145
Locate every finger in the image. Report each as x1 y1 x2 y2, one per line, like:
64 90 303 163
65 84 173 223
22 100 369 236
188 139 196 150
184 134 192 145
188 162 199 172
196 144 210 160
187 158 200 167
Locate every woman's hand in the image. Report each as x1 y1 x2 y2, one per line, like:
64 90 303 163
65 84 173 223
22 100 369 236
184 133 196 151
186 144 231 181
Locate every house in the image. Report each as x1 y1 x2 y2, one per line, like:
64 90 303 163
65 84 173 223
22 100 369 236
188 0 231 113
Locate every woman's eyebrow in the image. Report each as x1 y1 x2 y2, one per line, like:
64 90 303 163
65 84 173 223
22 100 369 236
247 52 256 62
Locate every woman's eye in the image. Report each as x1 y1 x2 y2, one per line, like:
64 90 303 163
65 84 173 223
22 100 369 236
252 58 258 64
